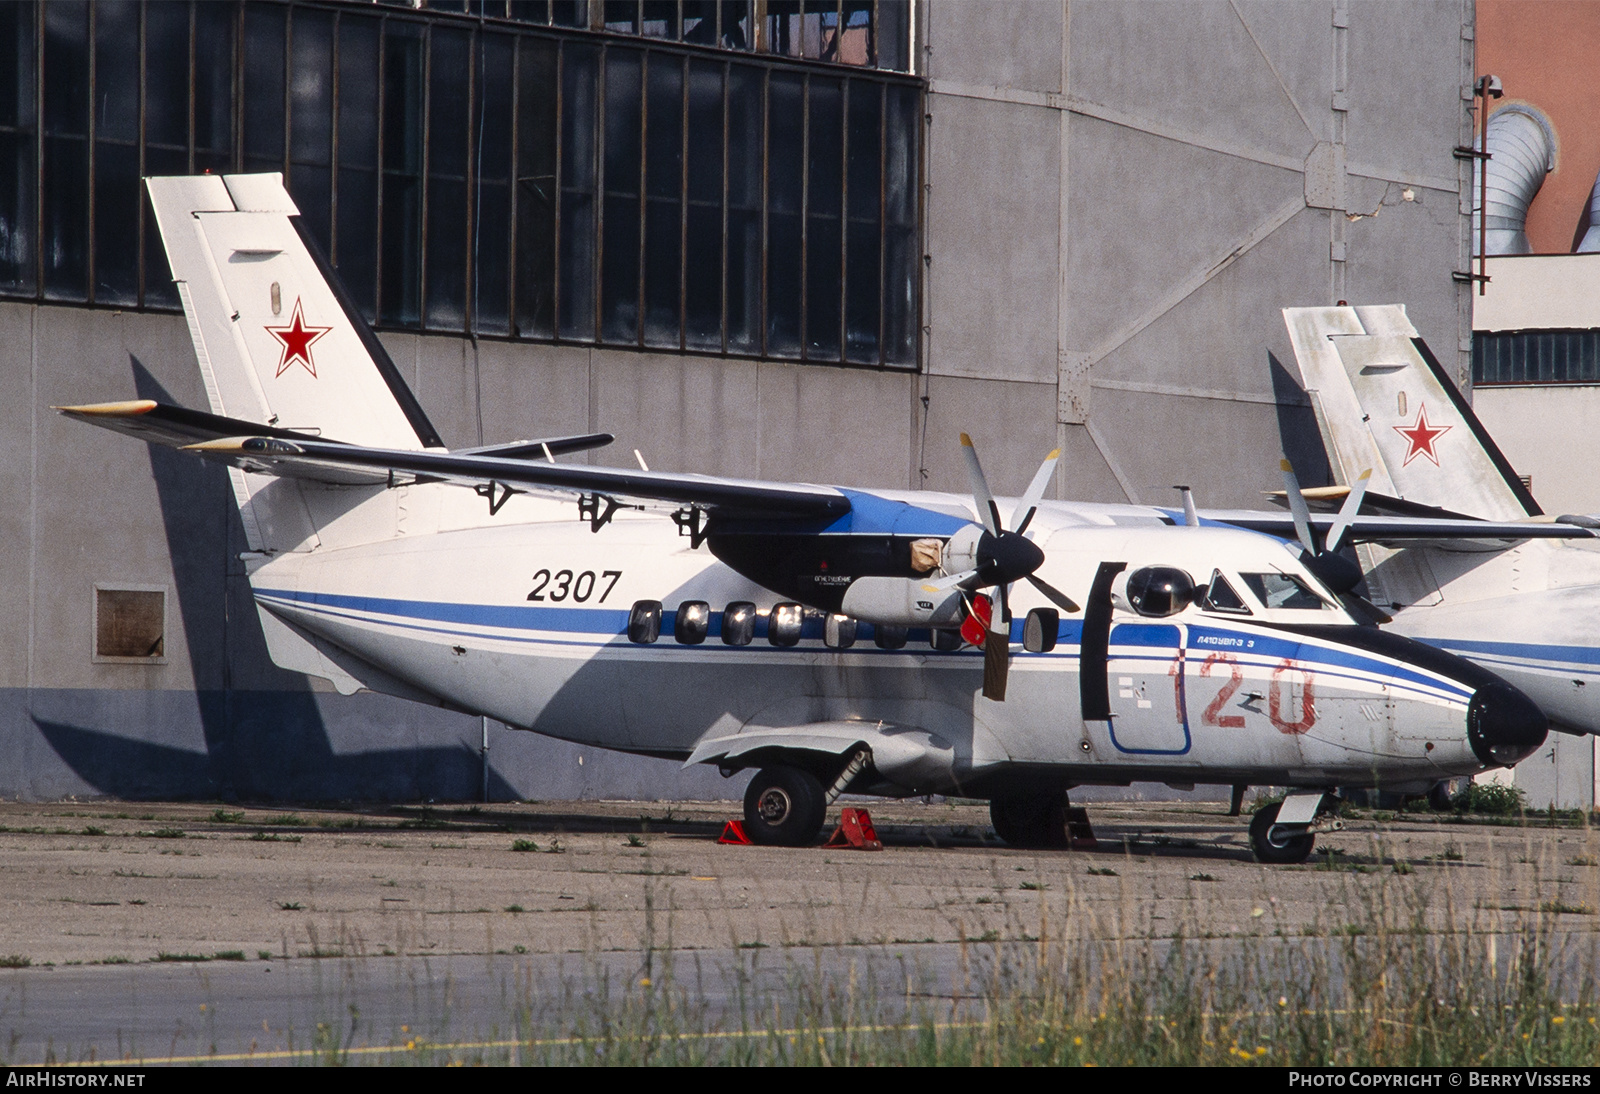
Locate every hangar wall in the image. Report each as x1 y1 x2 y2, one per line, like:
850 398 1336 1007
0 0 1479 802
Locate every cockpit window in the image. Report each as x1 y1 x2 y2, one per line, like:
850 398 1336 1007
1240 572 1331 610
1125 566 1195 618
1199 570 1251 615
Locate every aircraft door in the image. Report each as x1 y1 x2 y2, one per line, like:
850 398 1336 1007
1106 622 1191 754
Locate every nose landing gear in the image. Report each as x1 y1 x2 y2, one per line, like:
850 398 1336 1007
1248 792 1341 864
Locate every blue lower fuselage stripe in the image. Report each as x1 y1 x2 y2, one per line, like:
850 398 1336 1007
254 587 1470 704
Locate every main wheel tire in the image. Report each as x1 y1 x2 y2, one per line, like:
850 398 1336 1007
1248 802 1316 864
989 796 1068 849
743 766 827 847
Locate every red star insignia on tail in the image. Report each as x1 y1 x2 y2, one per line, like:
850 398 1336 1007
265 298 331 378
1393 405 1452 467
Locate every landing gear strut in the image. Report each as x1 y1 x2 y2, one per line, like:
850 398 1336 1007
743 766 827 846
1248 801 1317 864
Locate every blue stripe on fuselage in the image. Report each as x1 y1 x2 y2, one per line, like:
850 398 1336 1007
1423 637 1600 670
254 588 1469 701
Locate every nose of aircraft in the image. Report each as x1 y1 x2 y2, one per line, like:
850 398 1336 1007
1467 680 1548 767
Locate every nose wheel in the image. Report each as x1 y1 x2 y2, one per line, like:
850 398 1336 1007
742 766 827 846
1248 801 1316 864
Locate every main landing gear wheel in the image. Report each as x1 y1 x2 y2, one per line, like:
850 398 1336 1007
743 766 827 847
989 796 1068 849
1248 802 1316 864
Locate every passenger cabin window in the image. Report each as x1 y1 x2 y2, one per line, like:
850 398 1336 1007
1199 570 1251 615
1240 572 1330 611
1125 566 1194 618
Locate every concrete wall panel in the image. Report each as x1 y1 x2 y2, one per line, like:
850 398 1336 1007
475 341 596 452
925 0 1062 93
1070 0 1320 165
917 375 1060 499
1090 207 1331 397
1343 184 1466 381
927 94 1060 383
754 362 914 488
1231 0 1337 146
588 351 763 477
1346 0 1471 186
1089 385 1298 506
1065 115 1304 350
0 304 34 688
32 309 227 692
1056 422 1132 505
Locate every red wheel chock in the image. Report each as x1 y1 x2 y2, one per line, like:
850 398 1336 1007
823 807 883 850
1065 806 1097 849
718 819 754 845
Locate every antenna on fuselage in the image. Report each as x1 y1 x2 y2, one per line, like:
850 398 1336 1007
1174 485 1199 528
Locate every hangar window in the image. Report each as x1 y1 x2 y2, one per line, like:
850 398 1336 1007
0 0 921 368
93 585 166 663
1473 329 1600 385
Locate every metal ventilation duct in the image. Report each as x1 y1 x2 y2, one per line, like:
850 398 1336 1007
1474 103 1555 256
1576 166 1600 252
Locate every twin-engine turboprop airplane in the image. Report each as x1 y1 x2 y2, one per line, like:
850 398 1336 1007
1277 304 1600 742
57 175 1554 864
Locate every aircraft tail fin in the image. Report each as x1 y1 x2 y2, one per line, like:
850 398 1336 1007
145 173 442 453
1283 305 1538 521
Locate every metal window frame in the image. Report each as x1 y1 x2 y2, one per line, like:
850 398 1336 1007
5 0 923 373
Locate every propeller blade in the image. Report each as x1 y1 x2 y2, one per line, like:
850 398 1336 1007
992 581 1011 629
982 628 1010 701
1010 448 1060 535
1279 458 1318 554
1174 485 1199 528
923 569 978 593
960 433 1002 536
1323 468 1373 555
1025 573 1080 614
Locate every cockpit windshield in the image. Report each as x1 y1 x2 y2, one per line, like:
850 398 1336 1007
1199 570 1251 614
1240 572 1331 611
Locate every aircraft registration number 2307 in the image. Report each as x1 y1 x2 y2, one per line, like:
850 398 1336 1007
526 569 623 603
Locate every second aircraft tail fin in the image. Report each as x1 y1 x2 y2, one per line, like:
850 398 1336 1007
1284 304 1539 522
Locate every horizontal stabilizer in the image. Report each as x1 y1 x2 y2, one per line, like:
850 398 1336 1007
183 436 851 520
453 434 615 460
1202 508 1594 546
1262 486 1480 521
55 399 344 450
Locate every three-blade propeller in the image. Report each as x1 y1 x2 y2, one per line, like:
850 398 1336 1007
940 434 1081 702
1278 459 1371 594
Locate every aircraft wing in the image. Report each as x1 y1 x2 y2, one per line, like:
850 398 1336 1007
1198 508 1595 545
182 435 851 520
56 399 614 460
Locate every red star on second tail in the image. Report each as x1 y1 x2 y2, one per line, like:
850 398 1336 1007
1393 404 1452 467
265 298 332 378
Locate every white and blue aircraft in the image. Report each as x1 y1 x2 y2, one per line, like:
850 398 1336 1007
57 176 1557 863
1277 304 1600 742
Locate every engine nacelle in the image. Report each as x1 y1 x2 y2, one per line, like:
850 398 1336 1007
839 576 966 627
